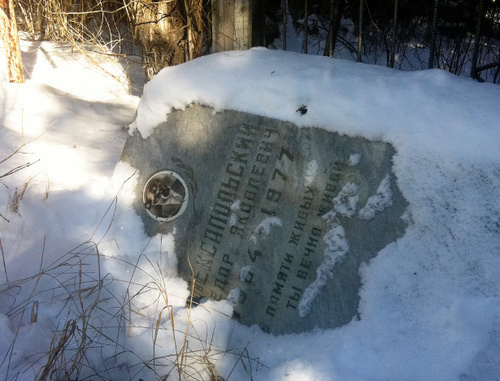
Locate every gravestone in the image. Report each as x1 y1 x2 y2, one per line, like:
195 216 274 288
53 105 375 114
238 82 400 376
120 104 408 335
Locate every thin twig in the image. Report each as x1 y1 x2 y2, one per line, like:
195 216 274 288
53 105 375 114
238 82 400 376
0 239 8 283
178 241 195 380
0 160 40 179
0 127 48 166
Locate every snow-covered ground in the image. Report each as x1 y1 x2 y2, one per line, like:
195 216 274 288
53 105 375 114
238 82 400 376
1 37 500 380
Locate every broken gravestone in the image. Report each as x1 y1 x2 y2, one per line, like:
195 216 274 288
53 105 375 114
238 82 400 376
120 104 408 335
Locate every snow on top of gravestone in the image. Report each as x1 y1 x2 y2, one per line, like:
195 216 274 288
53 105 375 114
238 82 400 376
131 48 500 163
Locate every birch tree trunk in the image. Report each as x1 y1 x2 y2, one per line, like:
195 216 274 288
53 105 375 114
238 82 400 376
0 0 25 83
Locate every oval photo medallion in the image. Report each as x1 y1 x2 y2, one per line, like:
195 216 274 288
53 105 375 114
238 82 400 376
143 170 189 222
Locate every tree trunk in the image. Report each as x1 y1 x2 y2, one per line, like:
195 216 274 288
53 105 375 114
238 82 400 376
1 0 25 83
428 0 439 69
282 0 287 50
212 0 254 52
357 0 363 62
471 0 485 81
389 0 399 68
324 0 345 57
130 0 204 81
182 0 204 61
303 0 308 54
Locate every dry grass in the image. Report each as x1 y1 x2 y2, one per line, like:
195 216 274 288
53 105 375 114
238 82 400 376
16 0 211 81
0 239 8 283
0 236 262 380
1 118 48 216
0 146 261 379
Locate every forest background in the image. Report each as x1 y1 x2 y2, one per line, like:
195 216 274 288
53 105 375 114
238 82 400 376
3 0 500 84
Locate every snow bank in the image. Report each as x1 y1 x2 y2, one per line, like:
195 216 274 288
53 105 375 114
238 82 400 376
132 49 500 163
130 48 500 380
1 42 500 380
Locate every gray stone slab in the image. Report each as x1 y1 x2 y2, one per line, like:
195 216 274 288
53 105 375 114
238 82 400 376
120 104 408 335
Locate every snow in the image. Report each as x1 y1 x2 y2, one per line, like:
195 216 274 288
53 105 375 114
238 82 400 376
131 49 500 167
253 217 283 236
227 288 241 305
1 36 500 380
358 174 393 220
304 160 318 187
330 182 359 218
299 223 349 318
347 153 361 166
239 265 252 282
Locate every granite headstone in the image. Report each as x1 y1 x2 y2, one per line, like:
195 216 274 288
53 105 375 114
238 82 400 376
120 104 408 334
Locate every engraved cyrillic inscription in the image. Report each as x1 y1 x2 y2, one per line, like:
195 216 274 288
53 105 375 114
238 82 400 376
121 104 408 334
